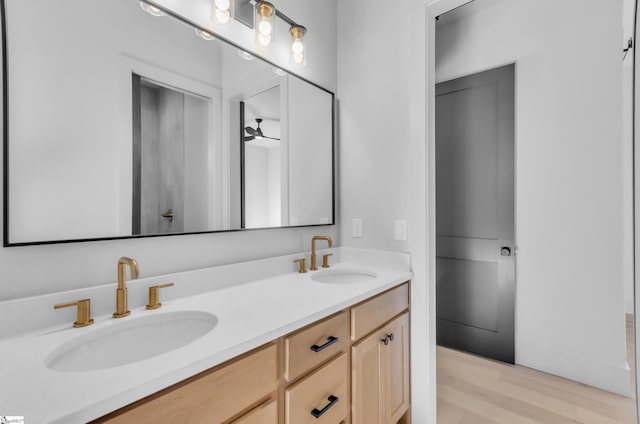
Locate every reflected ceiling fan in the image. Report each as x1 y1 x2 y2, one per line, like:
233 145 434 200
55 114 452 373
244 118 280 142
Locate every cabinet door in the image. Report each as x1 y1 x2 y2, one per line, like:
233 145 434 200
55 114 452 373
352 312 410 424
384 312 410 423
352 329 384 424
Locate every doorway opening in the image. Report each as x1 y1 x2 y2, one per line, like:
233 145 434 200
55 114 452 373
132 74 211 235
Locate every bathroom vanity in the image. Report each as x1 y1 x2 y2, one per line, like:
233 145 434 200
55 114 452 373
0 248 412 424
95 283 409 424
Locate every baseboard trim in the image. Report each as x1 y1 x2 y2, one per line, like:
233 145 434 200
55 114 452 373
517 341 632 397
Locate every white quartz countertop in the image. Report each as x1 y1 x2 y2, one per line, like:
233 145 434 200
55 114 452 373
0 248 412 423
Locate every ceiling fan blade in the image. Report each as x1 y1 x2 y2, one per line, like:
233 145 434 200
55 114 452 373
244 126 259 136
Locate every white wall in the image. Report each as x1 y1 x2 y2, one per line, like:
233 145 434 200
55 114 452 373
435 0 629 395
338 1 433 423
0 0 337 301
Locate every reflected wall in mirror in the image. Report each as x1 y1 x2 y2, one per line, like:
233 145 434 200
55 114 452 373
2 0 334 245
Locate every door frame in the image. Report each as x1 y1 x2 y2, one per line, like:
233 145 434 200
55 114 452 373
405 1 476 423
633 0 639 416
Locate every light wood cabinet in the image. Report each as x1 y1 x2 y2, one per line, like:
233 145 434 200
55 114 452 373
351 283 409 341
351 282 410 424
231 398 277 424
94 282 410 424
285 353 348 423
94 343 277 424
352 313 410 424
284 311 348 382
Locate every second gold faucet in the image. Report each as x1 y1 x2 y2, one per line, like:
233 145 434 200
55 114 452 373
310 235 332 271
113 257 139 318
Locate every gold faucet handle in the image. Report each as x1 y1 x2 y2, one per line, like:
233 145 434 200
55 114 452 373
146 283 174 310
322 253 333 268
294 258 307 273
54 298 94 328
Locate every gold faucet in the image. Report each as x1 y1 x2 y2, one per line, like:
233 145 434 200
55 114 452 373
113 257 139 318
310 236 332 271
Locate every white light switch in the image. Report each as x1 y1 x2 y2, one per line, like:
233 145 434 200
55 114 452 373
352 218 363 238
394 220 407 241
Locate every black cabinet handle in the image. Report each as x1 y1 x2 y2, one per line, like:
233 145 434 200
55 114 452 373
310 336 338 352
311 395 339 418
381 336 390 346
387 333 394 342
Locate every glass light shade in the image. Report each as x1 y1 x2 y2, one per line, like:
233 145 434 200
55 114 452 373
139 1 166 16
254 1 275 50
212 0 234 25
289 25 307 66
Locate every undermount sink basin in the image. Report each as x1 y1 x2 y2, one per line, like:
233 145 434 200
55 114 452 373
310 268 377 284
45 311 217 372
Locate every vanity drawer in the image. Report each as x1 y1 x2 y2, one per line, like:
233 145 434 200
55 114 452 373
285 352 348 424
351 282 409 341
96 343 277 424
285 311 348 381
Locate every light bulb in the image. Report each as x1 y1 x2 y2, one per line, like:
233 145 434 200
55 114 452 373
215 9 230 24
291 40 304 54
254 1 275 50
258 20 272 36
289 25 307 66
258 33 271 46
211 0 233 25
214 0 230 11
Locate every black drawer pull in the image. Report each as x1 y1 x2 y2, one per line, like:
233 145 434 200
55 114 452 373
310 336 338 352
311 395 339 418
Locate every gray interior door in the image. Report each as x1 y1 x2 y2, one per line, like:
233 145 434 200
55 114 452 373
435 64 515 363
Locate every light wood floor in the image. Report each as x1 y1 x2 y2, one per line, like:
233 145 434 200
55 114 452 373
437 314 638 423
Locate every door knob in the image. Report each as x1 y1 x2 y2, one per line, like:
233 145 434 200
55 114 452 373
161 209 174 223
500 247 511 256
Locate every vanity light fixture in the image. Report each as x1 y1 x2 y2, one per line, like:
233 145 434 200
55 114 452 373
195 28 215 40
289 25 306 66
253 1 309 65
139 1 166 16
255 1 275 50
212 0 234 25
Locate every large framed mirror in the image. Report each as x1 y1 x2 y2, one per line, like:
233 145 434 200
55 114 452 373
2 0 334 246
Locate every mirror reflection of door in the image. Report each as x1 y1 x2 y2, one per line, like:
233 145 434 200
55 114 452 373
240 86 282 229
132 74 210 235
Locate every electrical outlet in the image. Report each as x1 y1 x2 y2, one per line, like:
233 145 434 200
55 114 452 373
394 220 407 241
352 218 363 238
